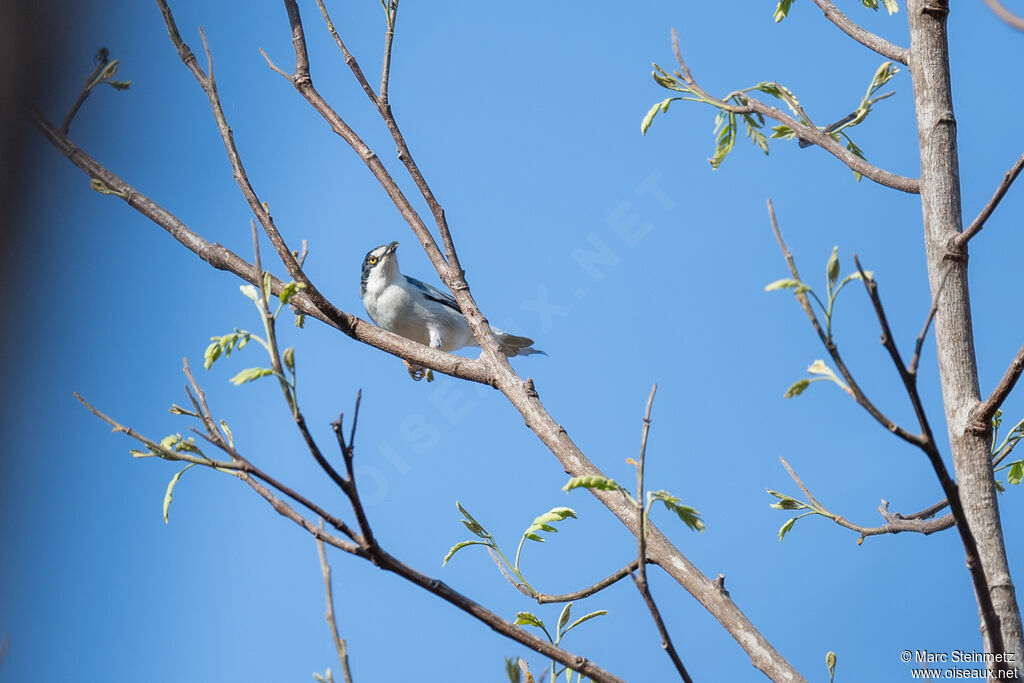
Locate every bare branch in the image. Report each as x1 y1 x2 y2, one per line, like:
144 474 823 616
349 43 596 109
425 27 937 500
853 254 936 446
852 261 1003 652
973 344 1024 432
983 0 1024 30
810 0 908 63
909 262 953 377
673 30 919 194
632 385 692 682
379 0 398 104
316 520 354 683
534 560 642 604
953 152 1024 250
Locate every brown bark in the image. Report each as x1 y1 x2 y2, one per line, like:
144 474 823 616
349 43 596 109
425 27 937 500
906 0 1022 662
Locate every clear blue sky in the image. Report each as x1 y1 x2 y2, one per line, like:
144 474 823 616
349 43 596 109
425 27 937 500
3 2 1023 681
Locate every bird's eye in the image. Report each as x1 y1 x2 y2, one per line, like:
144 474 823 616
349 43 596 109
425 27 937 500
368 257 378 265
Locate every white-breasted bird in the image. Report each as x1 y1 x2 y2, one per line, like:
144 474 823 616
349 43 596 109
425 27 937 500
360 241 544 380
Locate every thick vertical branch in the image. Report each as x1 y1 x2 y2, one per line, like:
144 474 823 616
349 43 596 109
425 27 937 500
906 0 1022 661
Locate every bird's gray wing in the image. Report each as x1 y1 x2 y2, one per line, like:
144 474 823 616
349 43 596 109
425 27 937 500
404 276 463 314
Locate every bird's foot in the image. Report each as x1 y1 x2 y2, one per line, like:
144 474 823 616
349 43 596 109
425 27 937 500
404 360 425 381
403 360 434 382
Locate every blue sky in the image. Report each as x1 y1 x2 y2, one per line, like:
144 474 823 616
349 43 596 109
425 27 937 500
3 1 1023 681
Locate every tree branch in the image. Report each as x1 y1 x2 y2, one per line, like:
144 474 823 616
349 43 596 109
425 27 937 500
953 152 1024 251
534 560 642 604
30 112 494 385
983 0 1024 31
810 0 908 63
316 520 354 683
973 344 1024 432
767 200 922 447
852 263 1004 655
632 385 692 682
909 262 953 378
672 30 919 194
61 47 110 134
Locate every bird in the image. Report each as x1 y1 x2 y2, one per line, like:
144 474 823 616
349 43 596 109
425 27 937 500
360 241 544 380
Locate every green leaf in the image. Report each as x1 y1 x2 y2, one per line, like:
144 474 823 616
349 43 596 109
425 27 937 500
783 379 811 399
770 124 795 140
1008 461 1024 486
880 0 899 14
563 475 623 493
767 490 811 511
441 539 489 566
505 657 522 683
522 507 577 544
283 347 295 372
203 341 222 370
861 0 879 10
826 246 840 290
456 501 491 539
229 367 275 386
557 602 573 634
774 0 796 22
239 284 259 303
514 611 545 629
279 281 306 304
168 403 198 417
642 98 676 135
649 490 705 532
765 278 802 292
163 464 195 524
778 517 797 541
562 610 608 637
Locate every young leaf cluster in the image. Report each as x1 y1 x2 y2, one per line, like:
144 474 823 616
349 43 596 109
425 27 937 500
562 476 705 533
646 56 897 180
774 0 898 23
443 502 578 596
514 602 607 683
203 278 306 412
991 410 1024 489
766 489 835 542
766 247 868 398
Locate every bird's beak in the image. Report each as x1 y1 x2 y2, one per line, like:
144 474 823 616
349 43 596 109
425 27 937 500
387 241 399 254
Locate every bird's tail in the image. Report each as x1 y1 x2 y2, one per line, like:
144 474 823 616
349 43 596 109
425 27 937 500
495 332 546 357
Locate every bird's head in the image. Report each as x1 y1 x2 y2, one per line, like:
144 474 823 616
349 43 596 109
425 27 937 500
360 241 400 298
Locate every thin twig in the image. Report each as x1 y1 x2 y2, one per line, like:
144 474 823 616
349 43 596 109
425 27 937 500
316 519 354 683
954 152 1024 250
61 47 110 134
853 259 1004 655
809 0 908 63
672 30 919 194
973 344 1024 432
909 262 953 377
534 560 642 604
983 0 1024 30
853 254 936 447
332 397 377 553
379 0 397 104
632 385 692 682
767 200 921 446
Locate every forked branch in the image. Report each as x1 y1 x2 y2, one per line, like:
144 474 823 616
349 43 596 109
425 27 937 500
810 0 908 63
673 30 919 194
